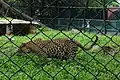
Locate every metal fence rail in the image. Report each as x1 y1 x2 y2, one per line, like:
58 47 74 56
0 0 120 80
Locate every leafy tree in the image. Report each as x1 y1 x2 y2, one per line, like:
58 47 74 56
0 0 113 20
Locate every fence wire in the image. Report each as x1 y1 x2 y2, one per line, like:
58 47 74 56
0 0 120 80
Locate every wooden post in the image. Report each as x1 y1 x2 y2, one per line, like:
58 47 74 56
6 25 13 35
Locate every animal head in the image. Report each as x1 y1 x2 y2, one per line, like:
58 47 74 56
16 38 42 56
16 42 32 56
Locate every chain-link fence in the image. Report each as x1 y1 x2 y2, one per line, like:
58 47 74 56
0 0 120 80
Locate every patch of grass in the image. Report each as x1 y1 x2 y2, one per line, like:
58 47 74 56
0 17 13 20
0 29 120 80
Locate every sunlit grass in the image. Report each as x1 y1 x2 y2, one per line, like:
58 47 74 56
0 28 120 80
0 17 13 20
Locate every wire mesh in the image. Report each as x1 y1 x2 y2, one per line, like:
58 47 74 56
0 0 120 80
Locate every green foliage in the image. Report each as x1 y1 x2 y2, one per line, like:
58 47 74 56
6 0 112 7
4 0 113 20
111 1 120 6
0 29 120 79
